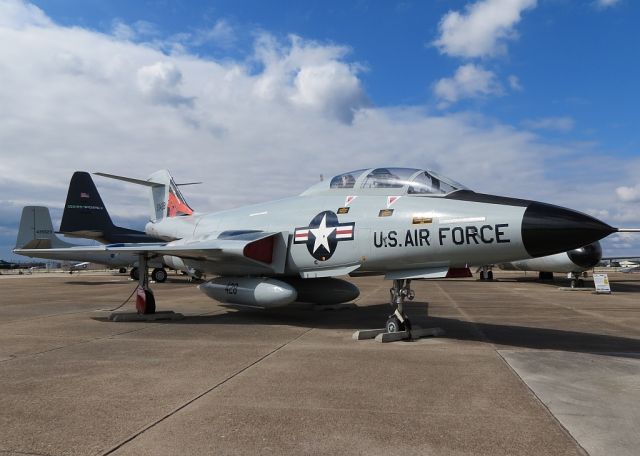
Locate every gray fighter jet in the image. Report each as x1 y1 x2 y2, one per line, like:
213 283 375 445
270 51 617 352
16 167 623 333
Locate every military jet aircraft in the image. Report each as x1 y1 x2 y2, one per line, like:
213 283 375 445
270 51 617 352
16 167 626 333
479 241 602 287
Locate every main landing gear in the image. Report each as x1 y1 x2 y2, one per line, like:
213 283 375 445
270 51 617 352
108 254 182 322
129 266 167 283
135 254 155 315
569 271 586 289
479 267 493 281
353 279 444 343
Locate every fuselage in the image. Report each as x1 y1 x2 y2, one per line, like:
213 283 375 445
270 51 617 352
146 191 607 278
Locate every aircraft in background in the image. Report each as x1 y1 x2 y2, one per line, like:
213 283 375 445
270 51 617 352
13 206 171 280
0 259 46 270
0 259 20 269
14 171 171 282
603 257 640 273
495 242 602 288
67 262 89 274
17 167 626 333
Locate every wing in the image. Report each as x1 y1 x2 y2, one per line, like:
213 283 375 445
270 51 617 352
15 232 288 276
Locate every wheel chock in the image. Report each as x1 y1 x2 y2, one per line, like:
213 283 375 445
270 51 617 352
352 326 445 342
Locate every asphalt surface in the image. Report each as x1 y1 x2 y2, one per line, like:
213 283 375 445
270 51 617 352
0 271 639 456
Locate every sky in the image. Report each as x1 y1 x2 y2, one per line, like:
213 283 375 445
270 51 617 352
1 0 639 261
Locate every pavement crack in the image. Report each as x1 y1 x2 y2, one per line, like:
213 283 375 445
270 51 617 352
100 327 314 456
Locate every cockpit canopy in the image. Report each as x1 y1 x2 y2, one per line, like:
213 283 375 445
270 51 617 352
306 167 468 196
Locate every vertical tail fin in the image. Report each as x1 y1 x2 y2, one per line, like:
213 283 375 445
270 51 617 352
147 170 194 220
15 206 74 249
95 169 194 223
59 171 115 241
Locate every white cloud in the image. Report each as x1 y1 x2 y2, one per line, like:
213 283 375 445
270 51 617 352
251 34 368 123
433 0 537 58
433 64 502 107
111 19 157 41
508 75 522 91
594 0 621 9
522 116 575 132
136 62 194 106
616 185 640 202
0 0 50 28
192 19 236 48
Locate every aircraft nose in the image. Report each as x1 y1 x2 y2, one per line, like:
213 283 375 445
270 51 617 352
567 242 603 268
522 202 615 258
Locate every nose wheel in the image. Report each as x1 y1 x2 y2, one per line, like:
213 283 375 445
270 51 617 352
353 278 444 342
387 279 414 333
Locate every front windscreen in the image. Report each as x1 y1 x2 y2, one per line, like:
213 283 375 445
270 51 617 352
408 171 460 194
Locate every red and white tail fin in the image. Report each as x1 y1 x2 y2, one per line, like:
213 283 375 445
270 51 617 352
147 170 194 219
95 169 195 223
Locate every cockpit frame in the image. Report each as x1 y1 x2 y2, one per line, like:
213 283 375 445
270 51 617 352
303 167 468 197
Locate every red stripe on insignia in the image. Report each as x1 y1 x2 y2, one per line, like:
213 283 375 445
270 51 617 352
335 229 352 235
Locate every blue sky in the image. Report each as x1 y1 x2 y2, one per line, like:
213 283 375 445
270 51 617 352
1 0 639 260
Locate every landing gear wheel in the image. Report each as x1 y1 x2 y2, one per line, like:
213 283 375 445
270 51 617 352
487 271 494 281
130 267 139 281
152 268 167 283
479 271 486 281
135 287 156 314
570 279 577 289
119 267 127 274
577 278 585 288
386 316 404 333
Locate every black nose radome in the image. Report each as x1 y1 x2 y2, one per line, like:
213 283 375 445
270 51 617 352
522 203 615 258
567 242 603 269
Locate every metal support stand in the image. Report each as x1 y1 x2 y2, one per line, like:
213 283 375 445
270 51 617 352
353 279 444 343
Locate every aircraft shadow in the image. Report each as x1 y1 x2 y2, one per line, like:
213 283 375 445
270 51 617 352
121 301 640 359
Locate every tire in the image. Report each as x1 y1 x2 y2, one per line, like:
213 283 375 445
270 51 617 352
130 267 139 281
570 279 577 289
152 268 167 283
136 288 156 314
479 271 486 281
577 279 585 288
386 316 403 333
143 289 156 314
487 271 494 281
119 267 127 274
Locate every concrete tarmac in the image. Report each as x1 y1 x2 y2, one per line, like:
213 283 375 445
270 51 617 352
0 271 639 455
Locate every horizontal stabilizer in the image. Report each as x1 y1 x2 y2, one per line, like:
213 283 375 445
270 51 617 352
94 172 163 187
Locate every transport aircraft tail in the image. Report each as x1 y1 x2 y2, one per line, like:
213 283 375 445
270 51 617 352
15 206 74 249
94 169 195 223
59 171 163 243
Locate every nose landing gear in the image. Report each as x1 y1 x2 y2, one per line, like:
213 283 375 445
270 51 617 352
353 278 444 343
386 279 414 333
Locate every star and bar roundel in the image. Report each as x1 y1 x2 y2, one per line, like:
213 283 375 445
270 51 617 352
294 211 355 261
